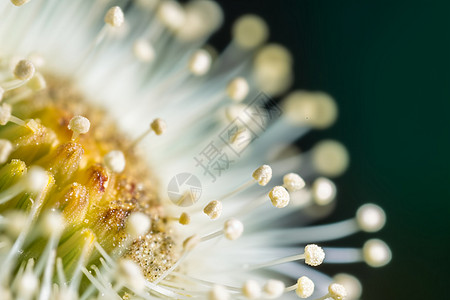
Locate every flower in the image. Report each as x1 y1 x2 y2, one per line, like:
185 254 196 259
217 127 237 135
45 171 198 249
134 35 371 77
0 0 391 299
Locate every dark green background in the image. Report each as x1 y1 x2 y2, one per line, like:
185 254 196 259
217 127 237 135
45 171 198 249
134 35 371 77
214 1 449 299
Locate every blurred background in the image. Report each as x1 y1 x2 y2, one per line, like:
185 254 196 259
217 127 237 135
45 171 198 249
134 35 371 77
211 1 449 299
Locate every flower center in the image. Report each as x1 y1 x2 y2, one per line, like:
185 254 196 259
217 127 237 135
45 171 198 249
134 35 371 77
0 70 178 282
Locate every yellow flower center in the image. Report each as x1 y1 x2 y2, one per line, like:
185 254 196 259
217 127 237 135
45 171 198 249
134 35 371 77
0 72 178 282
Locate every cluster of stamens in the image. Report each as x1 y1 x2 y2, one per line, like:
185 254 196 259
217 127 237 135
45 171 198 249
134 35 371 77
0 0 392 299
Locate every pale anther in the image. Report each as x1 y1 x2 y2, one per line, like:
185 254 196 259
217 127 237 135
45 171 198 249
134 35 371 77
356 203 386 232
126 212 151 238
151 118 167 135
0 103 12 125
0 139 13 164
296 276 314 298
14 59 35 81
41 210 65 237
203 200 222 220
224 218 244 240
68 115 90 139
178 212 190 225
104 150 126 173
133 39 155 62
304 244 325 267
11 0 31 7
263 279 285 299
252 164 272 186
227 77 249 102
209 284 229 300
105 6 124 27
189 49 212 76
283 173 305 192
363 239 391 268
269 186 290 208
242 280 261 299
23 166 48 193
328 283 347 300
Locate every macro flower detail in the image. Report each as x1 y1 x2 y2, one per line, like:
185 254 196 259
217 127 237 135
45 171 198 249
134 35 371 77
0 0 391 299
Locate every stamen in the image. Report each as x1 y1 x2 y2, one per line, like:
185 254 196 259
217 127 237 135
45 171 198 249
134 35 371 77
7 72 47 105
356 203 386 232
189 49 212 76
244 244 325 271
283 173 305 192
2 60 36 91
252 164 272 186
328 283 347 300
242 280 261 299
216 166 266 201
312 140 349 177
104 150 126 173
156 0 185 32
16 259 39 300
35 216 62 278
130 118 166 148
363 239 392 267
0 286 11 299
56 257 66 287
0 139 13 163
305 244 326 266
225 104 253 123
200 218 244 242
151 118 167 135
104 6 125 28
293 276 315 299
312 177 336 206
68 115 90 140
76 6 125 75
4 211 27 238
14 60 35 81
0 103 11 125
0 166 48 205
40 210 65 238
133 39 155 63
115 259 146 294
10 0 31 7
333 274 362 300
232 15 269 50
223 218 244 240
125 212 151 239
203 200 222 220
169 212 191 225
263 279 285 299
93 242 115 272
81 267 118 299
208 284 229 300
178 212 191 225
269 186 290 208
176 0 223 41
282 91 338 129
226 77 249 102
69 230 96 293
38 249 56 300
254 44 293 96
